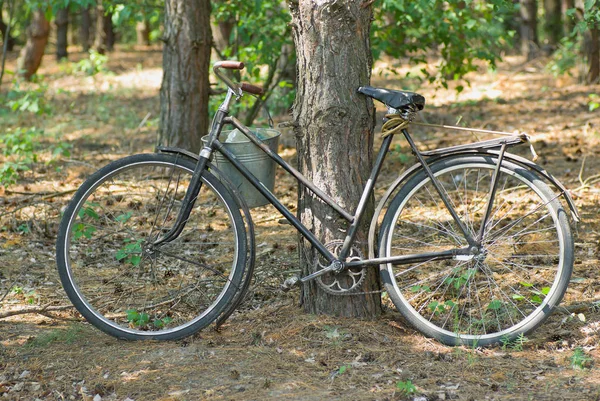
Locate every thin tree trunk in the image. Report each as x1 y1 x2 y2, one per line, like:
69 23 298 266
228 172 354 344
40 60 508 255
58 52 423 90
17 9 50 80
159 0 212 152
211 2 235 56
543 0 562 52
80 6 91 52
588 23 599 83
0 6 16 51
520 0 539 60
136 19 150 46
563 0 576 34
55 7 69 60
93 2 114 54
290 0 380 318
93 2 106 54
104 12 115 51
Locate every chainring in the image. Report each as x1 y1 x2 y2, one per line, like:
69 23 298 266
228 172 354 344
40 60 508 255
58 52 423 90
315 240 367 295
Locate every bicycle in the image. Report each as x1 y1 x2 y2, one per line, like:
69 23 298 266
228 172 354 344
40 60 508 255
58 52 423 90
56 60 579 346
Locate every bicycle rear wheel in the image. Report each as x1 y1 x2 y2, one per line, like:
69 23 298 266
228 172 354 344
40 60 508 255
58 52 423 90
379 155 573 346
56 153 247 340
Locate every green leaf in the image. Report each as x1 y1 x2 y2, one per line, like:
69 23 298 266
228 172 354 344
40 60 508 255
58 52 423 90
487 299 502 311
531 295 543 304
115 212 133 223
126 309 139 322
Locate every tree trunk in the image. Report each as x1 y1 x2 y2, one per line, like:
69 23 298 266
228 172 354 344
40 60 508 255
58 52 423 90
94 3 106 54
543 0 562 52
17 9 50 80
55 7 69 60
520 0 539 60
0 5 16 52
563 0 576 34
588 23 600 83
159 0 212 153
136 19 150 46
80 6 92 52
94 2 114 53
289 0 380 317
104 12 115 51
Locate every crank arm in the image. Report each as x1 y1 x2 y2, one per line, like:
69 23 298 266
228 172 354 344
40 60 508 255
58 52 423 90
300 260 344 283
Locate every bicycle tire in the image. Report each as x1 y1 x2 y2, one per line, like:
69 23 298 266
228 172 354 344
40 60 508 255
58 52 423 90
378 155 573 346
56 153 247 340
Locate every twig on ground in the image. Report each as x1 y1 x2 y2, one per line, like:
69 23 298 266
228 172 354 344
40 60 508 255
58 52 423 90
573 155 600 192
0 189 76 219
0 303 74 319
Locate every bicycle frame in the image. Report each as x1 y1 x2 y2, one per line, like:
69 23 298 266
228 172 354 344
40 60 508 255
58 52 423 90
156 88 494 281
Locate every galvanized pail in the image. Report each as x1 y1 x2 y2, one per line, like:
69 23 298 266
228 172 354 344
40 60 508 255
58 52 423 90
203 128 281 208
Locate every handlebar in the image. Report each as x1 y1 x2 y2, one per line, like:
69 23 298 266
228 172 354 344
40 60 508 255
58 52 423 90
213 60 264 97
217 61 245 70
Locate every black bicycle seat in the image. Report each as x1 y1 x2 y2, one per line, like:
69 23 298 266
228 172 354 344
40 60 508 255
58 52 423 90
357 86 425 111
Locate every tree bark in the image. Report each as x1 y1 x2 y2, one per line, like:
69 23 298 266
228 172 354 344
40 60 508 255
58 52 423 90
543 0 562 52
17 9 50 80
80 6 92 52
289 0 380 318
55 7 69 60
520 0 539 60
159 0 212 153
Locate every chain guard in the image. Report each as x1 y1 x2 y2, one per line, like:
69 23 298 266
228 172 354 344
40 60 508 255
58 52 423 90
315 240 367 295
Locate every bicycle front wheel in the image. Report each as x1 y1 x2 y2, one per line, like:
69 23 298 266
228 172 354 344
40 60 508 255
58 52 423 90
56 153 247 340
379 155 573 346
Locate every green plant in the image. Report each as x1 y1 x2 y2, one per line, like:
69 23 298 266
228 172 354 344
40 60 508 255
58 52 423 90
338 365 350 375
571 347 593 370
25 324 85 348
10 286 24 295
115 239 144 266
5 79 51 115
0 127 40 186
396 379 417 395
75 50 109 76
72 202 100 241
589 94 599 112
372 0 516 89
391 144 412 165
125 309 172 329
549 1 600 78
500 333 529 352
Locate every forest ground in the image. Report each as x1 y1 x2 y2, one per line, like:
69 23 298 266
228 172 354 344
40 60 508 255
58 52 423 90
1 47 600 400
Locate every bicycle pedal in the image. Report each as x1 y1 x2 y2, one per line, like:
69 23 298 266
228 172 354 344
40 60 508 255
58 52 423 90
281 276 300 292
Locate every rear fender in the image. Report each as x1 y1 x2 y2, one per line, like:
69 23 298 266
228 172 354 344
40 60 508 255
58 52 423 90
368 150 579 259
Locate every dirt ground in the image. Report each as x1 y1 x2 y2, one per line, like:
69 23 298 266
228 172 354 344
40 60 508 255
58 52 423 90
1 48 600 401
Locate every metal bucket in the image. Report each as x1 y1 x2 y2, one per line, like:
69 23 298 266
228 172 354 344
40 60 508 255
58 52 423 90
202 128 281 208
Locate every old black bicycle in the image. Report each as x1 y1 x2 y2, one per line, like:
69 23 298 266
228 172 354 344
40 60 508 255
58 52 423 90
56 61 578 346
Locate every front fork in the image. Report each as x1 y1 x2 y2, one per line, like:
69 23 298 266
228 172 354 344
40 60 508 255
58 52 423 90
152 107 231 247
151 152 211 247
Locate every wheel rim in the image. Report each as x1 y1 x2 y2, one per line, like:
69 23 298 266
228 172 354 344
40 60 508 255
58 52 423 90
62 159 241 337
384 161 569 343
